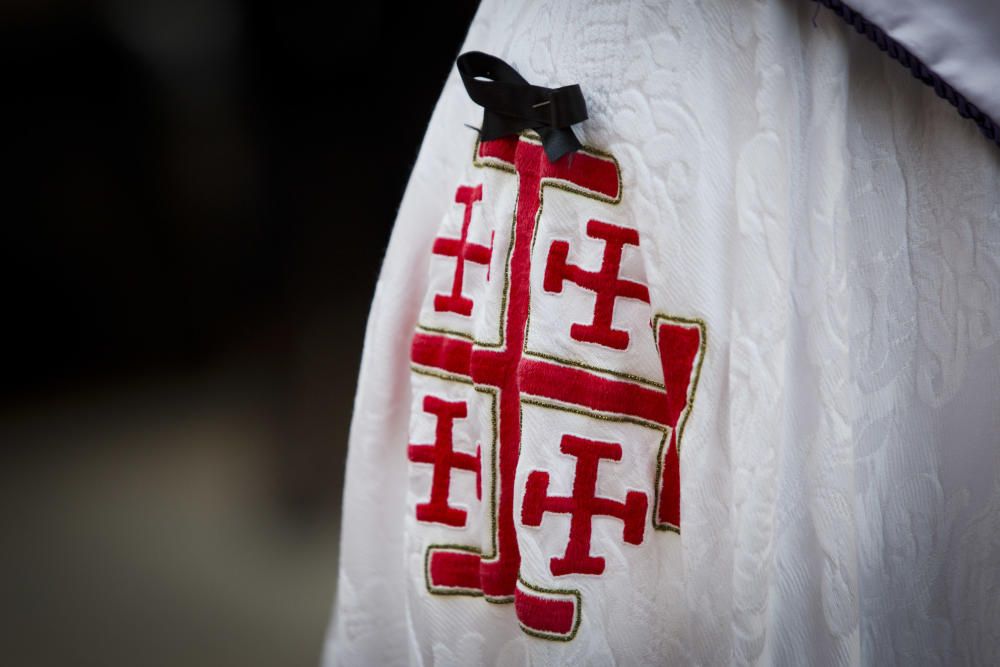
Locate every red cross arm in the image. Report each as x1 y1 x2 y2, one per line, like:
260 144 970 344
432 237 463 257
411 333 473 379
518 357 669 428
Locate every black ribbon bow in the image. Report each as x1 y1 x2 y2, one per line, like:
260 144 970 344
457 51 588 162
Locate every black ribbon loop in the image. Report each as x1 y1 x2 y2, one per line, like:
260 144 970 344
457 51 588 162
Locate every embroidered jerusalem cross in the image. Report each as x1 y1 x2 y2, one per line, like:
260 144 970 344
544 219 650 350
407 395 481 527
522 434 647 576
432 184 493 316
409 133 706 642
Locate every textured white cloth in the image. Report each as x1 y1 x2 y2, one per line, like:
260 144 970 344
323 0 1000 664
848 0 1000 135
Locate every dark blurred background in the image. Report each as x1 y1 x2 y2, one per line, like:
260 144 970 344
0 1 479 665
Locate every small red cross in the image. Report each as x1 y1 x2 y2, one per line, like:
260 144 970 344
521 434 647 576
407 395 481 527
543 218 650 350
432 184 492 316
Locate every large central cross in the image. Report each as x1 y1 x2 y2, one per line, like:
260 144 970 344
410 134 702 640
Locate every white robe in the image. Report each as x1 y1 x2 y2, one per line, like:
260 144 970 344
324 1 1000 664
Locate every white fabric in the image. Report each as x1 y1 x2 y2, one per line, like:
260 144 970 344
849 0 1000 135
323 0 1000 664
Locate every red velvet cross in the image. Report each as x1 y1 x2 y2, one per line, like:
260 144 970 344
407 395 481 527
432 184 492 316
544 218 650 350
522 434 647 576
410 135 701 639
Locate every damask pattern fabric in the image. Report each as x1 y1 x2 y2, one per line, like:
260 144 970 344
836 0 1000 143
323 0 1000 664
